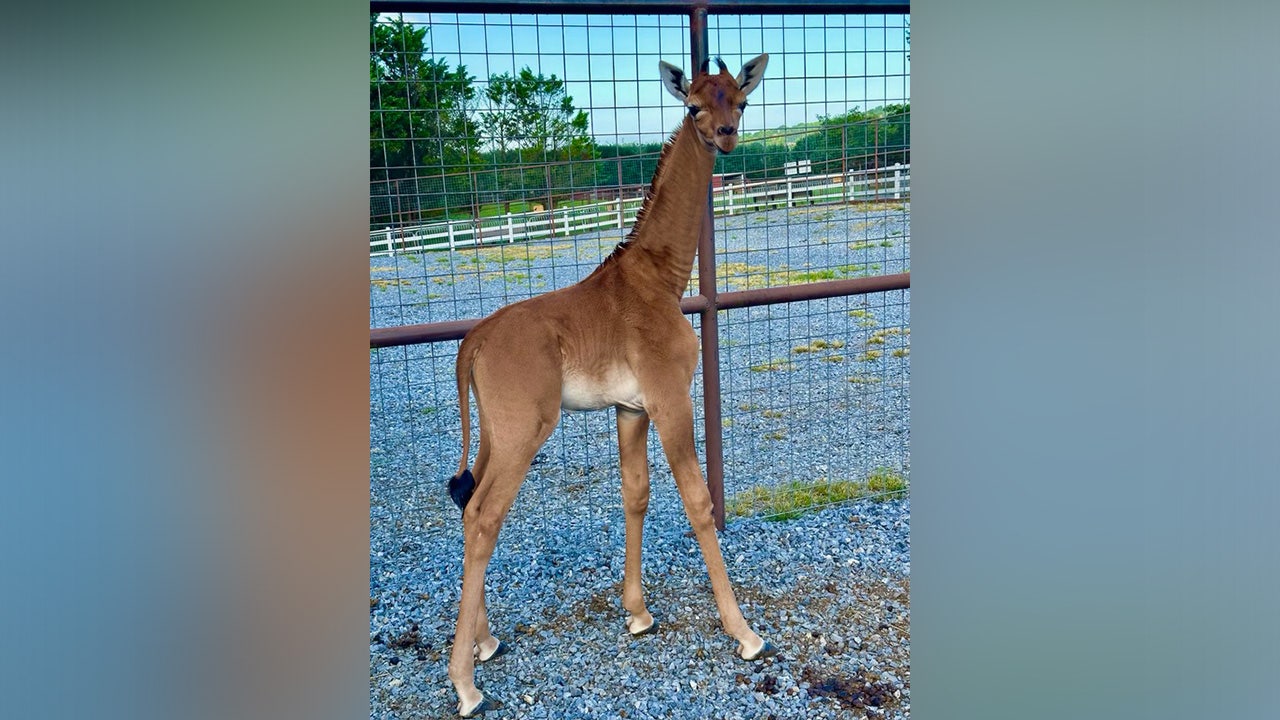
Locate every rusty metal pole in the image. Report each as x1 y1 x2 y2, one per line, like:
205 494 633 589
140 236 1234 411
689 7 727 531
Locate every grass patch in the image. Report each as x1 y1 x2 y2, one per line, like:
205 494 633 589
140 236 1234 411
763 431 787 441
726 470 909 521
785 265 877 284
371 278 414 291
761 409 785 419
856 349 883 362
891 347 910 358
696 263 879 292
794 338 847 356
822 355 846 363
849 201 906 213
464 242 572 265
749 360 796 373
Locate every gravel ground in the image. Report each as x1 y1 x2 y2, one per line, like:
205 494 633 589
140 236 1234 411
370 203 910 718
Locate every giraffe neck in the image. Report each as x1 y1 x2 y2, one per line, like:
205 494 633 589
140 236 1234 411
616 115 716 299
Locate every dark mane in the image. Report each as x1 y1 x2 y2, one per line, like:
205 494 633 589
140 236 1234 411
591 121 684 273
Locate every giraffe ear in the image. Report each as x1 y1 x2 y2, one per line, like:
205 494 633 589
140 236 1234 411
659 61 689 100
736 53 769 96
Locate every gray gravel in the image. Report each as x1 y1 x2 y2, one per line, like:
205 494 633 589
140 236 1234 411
370 203 910 718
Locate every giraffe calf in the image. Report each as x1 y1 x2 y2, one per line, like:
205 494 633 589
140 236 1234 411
444 53 772 718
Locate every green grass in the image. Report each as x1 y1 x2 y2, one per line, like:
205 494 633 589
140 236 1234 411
726 469 909 521
761 409 785 419
694 262 881 292
749 359 796 373
792 339 846 355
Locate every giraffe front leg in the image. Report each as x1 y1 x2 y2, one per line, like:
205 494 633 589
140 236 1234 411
617 409 656 636
650 399 776 661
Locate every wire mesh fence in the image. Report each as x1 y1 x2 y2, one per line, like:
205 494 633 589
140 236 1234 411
369 6 909 526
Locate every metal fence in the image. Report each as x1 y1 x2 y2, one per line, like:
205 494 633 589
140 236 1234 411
369 2 910 530
372 163 908 254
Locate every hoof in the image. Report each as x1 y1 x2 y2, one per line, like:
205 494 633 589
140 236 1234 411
478 639 510 663
459 696 501 718
739 639 779 661
628 618 659 637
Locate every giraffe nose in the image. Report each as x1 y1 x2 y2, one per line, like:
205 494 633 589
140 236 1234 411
716 125 737 137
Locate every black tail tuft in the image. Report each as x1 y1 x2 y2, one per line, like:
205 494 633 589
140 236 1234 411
448 468 475 511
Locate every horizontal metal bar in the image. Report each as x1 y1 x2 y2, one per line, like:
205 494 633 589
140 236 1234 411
680 294 710 313
371 1 910 15
716 271 910 310
369 272 909 348
370 318 476 346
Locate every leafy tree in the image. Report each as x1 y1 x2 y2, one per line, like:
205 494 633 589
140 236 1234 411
790 104 911 174
483 68 592 159
479 68 595 209
370 15 480 223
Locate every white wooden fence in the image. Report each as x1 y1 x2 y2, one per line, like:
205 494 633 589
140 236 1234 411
370 163 908 256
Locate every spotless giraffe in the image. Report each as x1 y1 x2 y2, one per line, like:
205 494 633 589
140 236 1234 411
445 54 772 717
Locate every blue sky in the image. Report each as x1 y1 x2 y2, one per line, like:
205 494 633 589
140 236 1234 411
386 13 909 144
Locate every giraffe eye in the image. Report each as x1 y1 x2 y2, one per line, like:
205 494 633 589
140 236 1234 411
737 101 748 111
687 105 701 116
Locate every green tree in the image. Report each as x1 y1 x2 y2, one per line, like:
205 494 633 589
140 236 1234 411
483 68 592 159
790 104 911 174
481 68 594 208
370 15 480 224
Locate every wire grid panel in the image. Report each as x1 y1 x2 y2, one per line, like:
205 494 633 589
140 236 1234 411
369 10 909 523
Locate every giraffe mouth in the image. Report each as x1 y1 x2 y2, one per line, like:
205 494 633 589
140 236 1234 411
715 139 738 154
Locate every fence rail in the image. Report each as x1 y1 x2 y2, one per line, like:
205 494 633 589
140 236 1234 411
370 164 909 256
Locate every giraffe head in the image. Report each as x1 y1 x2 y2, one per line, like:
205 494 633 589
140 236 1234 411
659 53 768 154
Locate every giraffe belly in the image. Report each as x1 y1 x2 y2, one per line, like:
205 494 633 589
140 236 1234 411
561 368 645 412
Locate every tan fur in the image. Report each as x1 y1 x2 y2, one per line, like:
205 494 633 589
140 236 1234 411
445 55 770 717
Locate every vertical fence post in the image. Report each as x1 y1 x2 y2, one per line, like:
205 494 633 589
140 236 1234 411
447 221 456 251
506 211 514 243
689 8 726 531
893 164 902 200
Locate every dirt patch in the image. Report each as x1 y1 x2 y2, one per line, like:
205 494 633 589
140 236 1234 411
799 665 901 711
